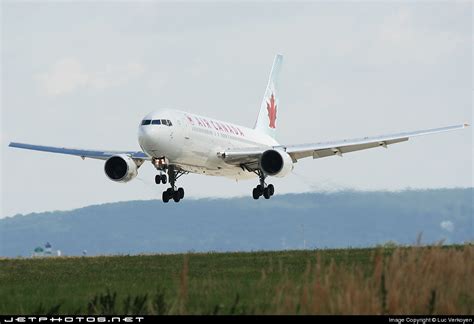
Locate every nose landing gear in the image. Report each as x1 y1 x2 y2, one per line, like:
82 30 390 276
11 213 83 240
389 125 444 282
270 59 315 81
154 173 167 184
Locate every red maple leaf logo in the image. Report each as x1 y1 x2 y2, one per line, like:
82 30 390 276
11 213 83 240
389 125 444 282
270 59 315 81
266 93 277 128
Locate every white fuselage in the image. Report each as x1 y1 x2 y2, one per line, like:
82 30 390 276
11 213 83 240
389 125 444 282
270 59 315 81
138 109 279 179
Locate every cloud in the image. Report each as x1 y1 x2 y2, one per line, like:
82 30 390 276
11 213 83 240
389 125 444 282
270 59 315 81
36 58 88 96
379 8 414 45
440 220 454 233
370 8 467 65
36 58 145 96
89 62 145 90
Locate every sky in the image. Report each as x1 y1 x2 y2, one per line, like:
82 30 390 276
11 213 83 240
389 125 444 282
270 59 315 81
1 1 472 218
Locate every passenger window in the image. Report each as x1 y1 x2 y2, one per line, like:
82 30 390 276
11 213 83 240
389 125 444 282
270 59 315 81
141 120 151 125
152 120 161 125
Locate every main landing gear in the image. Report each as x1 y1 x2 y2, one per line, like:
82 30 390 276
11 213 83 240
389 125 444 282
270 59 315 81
162 187 184 203
159 165 186 203
252 170 275 200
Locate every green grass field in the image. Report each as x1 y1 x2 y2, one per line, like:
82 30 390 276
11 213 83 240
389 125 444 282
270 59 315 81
0 245 472 315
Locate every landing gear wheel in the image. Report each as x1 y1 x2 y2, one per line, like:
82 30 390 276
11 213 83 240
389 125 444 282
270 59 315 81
252 188 260 200
173 190 181 202
178 187 184 199
161 174 167 184
251 169 275 200
267 184 275 196
162 191 170 203
155 175 161 184
263 187 271 199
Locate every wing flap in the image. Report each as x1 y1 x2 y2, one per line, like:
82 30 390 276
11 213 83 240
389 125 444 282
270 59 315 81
291 138 408 160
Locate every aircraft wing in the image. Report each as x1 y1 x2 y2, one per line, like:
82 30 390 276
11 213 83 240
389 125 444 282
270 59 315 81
218 124 469 170
8 142 151 161
284 124 468 161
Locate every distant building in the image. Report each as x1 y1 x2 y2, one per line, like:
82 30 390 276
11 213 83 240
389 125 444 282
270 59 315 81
44 242 52 255
32 246 44 257
31 242 61 257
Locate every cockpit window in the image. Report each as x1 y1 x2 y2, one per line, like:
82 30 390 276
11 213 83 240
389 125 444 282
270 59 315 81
148 119 172 126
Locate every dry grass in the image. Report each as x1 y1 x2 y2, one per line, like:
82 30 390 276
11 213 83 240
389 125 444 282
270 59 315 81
266 245 473 315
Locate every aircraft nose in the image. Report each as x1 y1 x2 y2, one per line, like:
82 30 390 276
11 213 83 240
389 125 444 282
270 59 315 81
138 125 158 151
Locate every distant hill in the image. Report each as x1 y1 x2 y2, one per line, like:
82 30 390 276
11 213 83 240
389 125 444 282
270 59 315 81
0 189 472 257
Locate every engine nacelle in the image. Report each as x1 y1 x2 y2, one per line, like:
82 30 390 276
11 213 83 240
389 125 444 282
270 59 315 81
259 149 294 178
104 154 139 183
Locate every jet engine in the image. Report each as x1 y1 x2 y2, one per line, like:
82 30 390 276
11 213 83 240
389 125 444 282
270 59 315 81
104 154 139 183
259 149 293 178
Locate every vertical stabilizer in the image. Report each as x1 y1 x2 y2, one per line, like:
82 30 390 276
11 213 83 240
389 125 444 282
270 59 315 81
254 54 283 139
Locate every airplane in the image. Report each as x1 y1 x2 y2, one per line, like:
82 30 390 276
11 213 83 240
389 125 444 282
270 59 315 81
9 54 469 203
